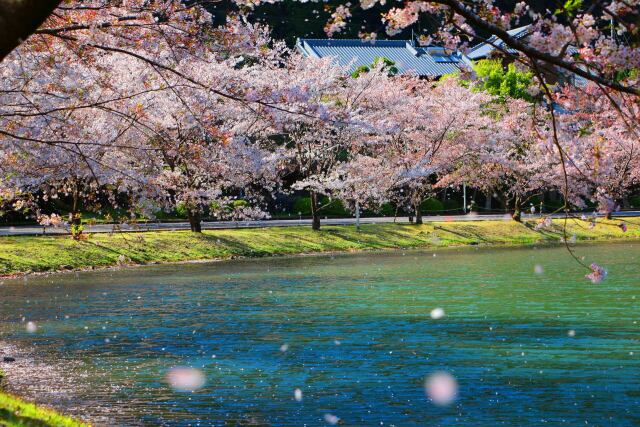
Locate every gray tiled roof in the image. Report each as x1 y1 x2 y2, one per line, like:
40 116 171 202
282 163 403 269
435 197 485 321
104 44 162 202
465 25 530 60
296 38 462 77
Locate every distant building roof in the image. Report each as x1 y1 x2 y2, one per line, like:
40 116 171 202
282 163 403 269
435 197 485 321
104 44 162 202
296 38 463 78
465 25 531 60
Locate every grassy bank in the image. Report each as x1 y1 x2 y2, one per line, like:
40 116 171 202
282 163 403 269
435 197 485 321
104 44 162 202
0 369 87 427
0 391 88 427
0 218 638 276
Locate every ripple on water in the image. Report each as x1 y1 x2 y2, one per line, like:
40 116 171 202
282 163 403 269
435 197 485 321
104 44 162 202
0 243 639 426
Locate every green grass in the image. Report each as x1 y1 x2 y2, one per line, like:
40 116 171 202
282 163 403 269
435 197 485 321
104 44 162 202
0 218 638 276
0 368 87 426
0 390 88 427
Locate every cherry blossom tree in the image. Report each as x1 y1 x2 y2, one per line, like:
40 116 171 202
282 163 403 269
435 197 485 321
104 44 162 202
253 54 368 231
122 80 277 233
441 98 560 221
0 2 279 158
0 55 152 237
554 83 640 217
347 76 492 224
0 9 281 233
3 0 639 100
322 0 639 96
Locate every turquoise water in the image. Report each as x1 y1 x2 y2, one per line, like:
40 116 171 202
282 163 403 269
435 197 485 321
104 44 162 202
1 243 639 426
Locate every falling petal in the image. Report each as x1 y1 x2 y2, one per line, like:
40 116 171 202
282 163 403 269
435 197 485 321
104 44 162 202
430 307 445 320
25 321 37 333
425 371 458 406
166 367 206 392
324 414 339 425
294 388 303 402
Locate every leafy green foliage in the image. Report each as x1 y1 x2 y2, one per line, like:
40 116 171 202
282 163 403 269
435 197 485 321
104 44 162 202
473 59 535 102
474 59 534 102
421 198 444 212
209 199 250 219
555 0 583 16
351 57 399 78
442 60 535 102
70 224 84 240
377 203 396 217
614 68 639 83
175 202 188 219
292 196 350 216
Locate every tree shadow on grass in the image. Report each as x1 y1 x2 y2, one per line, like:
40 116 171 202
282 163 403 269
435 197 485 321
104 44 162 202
80 235 187 263
521 221 564 240
195 232 302 256
78 239 130 259
432 224 491 244
322 225 431 249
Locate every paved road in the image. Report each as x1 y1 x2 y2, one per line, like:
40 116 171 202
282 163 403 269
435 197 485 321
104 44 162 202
1 211 638 236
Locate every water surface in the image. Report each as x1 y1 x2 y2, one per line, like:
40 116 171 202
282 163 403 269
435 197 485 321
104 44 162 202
1 243 639 426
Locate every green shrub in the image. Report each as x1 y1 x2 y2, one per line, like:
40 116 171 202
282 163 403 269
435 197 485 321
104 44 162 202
291 196 350 217
421 198 444 212
323 199 349 216
175 202 188 218
378 203 396 216
292 197 312 216
443 199 462 211
70 223 84 239
351 57 398 78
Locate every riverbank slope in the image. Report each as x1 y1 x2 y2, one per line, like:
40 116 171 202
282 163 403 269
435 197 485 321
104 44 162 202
0 218 637 276
0 390 88 427
0 367 87 427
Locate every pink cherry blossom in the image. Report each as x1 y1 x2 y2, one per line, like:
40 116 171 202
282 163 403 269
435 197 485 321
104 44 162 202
585 263 607 284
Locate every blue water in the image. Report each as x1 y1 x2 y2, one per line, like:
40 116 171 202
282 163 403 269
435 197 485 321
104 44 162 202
1 243 639 426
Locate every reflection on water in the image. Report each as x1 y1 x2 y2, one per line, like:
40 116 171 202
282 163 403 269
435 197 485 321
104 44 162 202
1 244 639 426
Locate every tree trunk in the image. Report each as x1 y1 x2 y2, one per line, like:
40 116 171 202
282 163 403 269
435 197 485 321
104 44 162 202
355 200 361 231
188 210 202 233
70 210 82 239
70 187 82 240
414 201 423 225
310 191 321 231
484 194 492 211
0 0 62 60
512 196 522 222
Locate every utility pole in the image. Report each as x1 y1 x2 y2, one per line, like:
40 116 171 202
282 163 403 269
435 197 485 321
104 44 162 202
463 183 467 214
611 18 614 40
